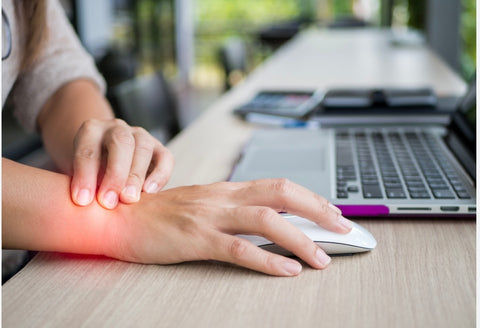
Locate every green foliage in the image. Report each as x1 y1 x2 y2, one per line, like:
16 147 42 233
196 0 301 25
460 0 476 80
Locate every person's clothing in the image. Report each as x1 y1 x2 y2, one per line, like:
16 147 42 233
2 0 105 132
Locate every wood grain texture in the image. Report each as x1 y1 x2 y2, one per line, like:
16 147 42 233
2 29 474 327
3 220 475 328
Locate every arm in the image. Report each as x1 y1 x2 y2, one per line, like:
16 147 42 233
3 158 352 276
10 1 172 210
37 79 114 174
36 79 174 210
2 158 111 255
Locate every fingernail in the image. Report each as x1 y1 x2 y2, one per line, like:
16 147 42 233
102 190 119 209
316 247 331 268
339 216 353 231
122 185 139 201
145 182 159 194
281 260 302 276
328 202 342 214
76 188 92 206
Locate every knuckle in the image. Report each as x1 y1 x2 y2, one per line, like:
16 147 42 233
128 172 143 184
318 201 329 215
269 178 295 212
254 207 277 229
136 139 156 154
75 146 98 161
74 120 100 145
80 118 101 131
229 238 249 260
113 118 128 127
109 128 135 147
263 253 278 271
132 126 149 135
271 178 293 195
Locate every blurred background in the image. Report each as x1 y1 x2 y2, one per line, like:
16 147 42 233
69 0 476 128
2 0 477 164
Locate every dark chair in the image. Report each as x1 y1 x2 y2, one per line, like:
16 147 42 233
328 15 369 29
109 71 181 144
218 37 248 90
257 18 305 50
97 48 138 88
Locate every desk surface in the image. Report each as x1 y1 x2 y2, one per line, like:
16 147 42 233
3 29 474 328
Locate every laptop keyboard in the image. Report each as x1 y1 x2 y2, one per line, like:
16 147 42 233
335 130 472 200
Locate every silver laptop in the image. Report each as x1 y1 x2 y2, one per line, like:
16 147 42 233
230 80 476 217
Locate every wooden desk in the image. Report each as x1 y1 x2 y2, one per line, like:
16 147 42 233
3 29 474 328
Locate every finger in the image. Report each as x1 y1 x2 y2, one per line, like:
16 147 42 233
71 120 104 206
119 128 155 203
142 142 175 194
233 179 353 233
219 206 331 270
211 232 304 276
97 123 135 209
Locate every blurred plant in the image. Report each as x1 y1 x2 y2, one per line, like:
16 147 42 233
460 0 476 80
197 0 300 25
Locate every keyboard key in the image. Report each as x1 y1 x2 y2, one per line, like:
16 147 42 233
363 185 383 198
347 185 359 193
406 181 426 188
426 177 445 183
381 171 399 178
409 191 431 199
432 189 455 199
362 179 380 185
337 174 356 181
337 180 347 187
456 191 471 199
404 175 422 181
386 189 407 199
337 191 348 199
407 186 428 192
384 181 402 189
452 185 467 193
428 181 449 189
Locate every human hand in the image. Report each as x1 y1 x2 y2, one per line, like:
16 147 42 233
106 179 353 277
70 119 174 209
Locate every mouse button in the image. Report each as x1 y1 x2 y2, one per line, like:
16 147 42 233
316 242 363 254
348 225 377 249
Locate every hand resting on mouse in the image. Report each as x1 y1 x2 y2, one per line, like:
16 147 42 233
3 158 353 277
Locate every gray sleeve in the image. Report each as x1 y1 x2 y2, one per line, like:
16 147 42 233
11 0 106 132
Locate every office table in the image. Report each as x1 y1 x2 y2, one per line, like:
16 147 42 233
3 29 474 327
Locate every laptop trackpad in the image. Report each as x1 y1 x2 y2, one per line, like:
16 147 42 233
245 147 326 171
230 129 332 195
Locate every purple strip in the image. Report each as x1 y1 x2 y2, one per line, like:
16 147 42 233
336 205 390 216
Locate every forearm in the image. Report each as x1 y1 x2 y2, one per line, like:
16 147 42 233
2 158 113 255
2 158 352 276
37 79 115 174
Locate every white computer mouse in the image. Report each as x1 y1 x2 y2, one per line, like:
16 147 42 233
238 214 377 255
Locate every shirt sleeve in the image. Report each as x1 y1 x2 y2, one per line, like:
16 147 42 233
11 0 106 132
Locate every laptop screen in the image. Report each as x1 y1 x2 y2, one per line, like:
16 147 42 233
446 76 476 180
